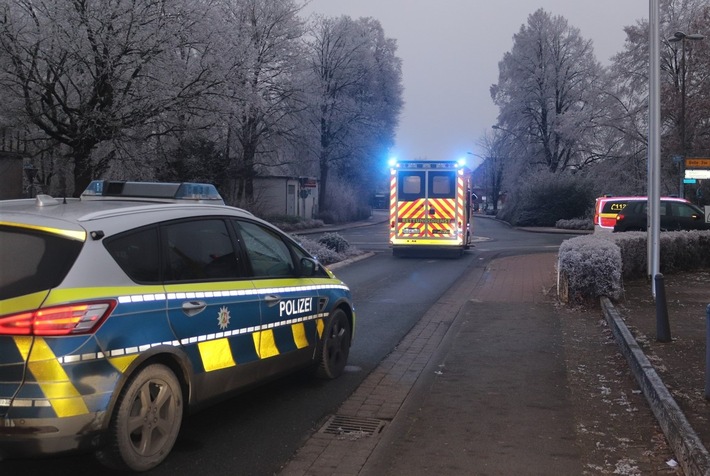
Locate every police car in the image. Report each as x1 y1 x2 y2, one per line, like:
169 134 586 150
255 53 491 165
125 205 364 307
0 181 355 471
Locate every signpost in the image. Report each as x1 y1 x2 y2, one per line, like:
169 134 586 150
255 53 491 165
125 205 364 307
686 158 710 168
685 160 708 208
685 158 710 180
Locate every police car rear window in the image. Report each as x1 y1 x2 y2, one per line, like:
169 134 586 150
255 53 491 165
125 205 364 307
0 226 83 300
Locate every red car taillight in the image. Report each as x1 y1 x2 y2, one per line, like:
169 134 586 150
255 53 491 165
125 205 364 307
0 301 116 336
600 217 616 227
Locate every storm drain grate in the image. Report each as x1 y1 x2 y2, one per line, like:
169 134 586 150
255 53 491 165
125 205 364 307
320 414 386 438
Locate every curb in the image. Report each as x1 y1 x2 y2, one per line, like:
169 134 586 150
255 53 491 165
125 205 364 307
326 251 376 271
600 297 710 476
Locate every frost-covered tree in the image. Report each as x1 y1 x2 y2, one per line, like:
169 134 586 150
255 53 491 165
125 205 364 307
491 9 606 174
605 0 710 196
303 15 403 214
476 130 508 212
213 0 306 205
0 0 221 195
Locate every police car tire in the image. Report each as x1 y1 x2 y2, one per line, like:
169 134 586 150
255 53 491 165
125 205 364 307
316 309 351 379
96 364 183 472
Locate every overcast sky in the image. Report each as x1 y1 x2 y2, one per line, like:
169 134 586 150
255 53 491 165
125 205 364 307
301 0 648 165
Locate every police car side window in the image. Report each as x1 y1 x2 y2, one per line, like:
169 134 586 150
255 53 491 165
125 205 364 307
235 221 295 278
164 219 244 282
105 227 161 283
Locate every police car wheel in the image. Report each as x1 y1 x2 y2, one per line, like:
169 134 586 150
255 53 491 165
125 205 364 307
96 364 183 471
316 309 351 379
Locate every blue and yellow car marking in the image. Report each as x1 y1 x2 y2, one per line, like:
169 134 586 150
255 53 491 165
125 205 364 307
1 283 347 417
14 336 89 418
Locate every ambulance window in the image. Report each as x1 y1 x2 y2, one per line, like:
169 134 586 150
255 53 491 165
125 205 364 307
428 172 455 199
403 175 421 194
235 221 295 278
398 171 425 201
105 227 160 283
163 219 245 282
0 227 83 300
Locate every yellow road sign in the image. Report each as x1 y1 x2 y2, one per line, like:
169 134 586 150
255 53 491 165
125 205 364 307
685 158 710 168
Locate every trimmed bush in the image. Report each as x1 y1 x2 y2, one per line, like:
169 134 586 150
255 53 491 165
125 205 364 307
557 230 710 304
555 218 594 230
558 235 623 304
318 233 350 253
608 232 646 279
268 216 325 232
292 234 361 265
609 230 710 279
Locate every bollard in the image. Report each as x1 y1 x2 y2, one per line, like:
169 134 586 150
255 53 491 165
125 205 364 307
706 304 710 400
655 274 671 342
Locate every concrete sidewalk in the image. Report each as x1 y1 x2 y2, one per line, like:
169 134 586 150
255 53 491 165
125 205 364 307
361 254 581 475
279 250 710 475
279 253 588 475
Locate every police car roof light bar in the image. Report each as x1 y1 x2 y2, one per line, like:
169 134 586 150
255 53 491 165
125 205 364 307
81 180 224 203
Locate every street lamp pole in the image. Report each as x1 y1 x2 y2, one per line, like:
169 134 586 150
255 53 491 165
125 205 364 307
667 31 705 199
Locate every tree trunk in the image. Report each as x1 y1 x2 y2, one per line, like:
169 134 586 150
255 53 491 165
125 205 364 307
319 157 329 214
71 142 97 197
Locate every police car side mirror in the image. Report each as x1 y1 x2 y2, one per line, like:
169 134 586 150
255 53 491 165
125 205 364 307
299 257 320 277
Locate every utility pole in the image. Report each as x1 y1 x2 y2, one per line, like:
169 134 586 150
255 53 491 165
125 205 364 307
648 0 660 296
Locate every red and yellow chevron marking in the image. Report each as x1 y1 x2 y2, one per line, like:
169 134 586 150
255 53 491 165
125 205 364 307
389 173 397 241
457 175 465 219
395 198 427 237
425 198 456 237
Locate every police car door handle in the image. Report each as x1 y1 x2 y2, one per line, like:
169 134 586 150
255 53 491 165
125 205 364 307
264 294 280 308
182 300 207 317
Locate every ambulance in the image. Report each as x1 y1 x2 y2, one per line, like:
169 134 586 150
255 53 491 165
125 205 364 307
389 159 473 256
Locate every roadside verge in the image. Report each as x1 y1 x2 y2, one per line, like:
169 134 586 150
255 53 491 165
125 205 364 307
601 297 710 476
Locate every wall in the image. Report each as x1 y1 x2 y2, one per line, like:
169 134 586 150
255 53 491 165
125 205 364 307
253 176 319 219
0 152 24 199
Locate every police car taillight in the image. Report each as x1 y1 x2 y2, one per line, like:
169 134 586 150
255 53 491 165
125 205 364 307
0 301 116 336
